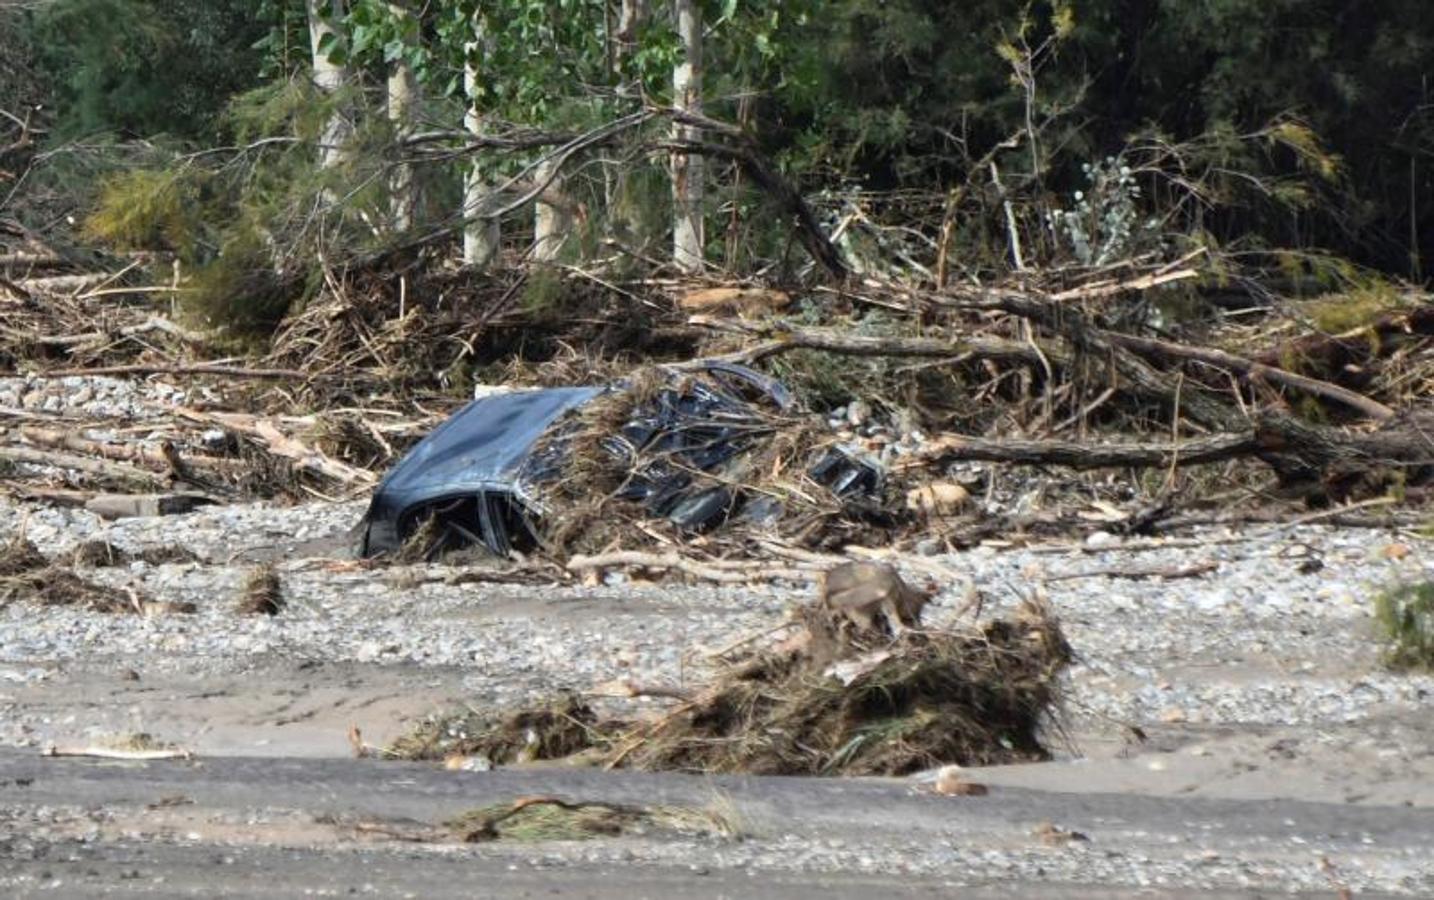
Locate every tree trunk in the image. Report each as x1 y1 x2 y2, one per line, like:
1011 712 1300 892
532 157 573 262
671 0 704 273
386 2 420 232
462 25 499 268
616 0 648 75
305 0 350 173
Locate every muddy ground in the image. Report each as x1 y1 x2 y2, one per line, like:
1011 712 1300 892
1 492 1433 898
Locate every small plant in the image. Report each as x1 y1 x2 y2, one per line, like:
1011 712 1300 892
1374 581 1434 671
1047 156 1158 266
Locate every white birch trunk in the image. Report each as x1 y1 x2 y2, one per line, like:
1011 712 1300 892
617 0 648 72
671 0 704 273
532 158 573 262
386 3 420 232
306 0 350 173
462 29 499 268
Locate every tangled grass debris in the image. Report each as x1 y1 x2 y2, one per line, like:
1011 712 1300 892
1 533 189 615
392 588 1070 776
235 563 284 616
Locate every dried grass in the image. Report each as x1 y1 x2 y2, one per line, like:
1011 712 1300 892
618 598 1070 775
0 566 138 613
235 563 284 615
69 540 196 568
0 535 47 576
391 694 607 765
392 598 1070 777
445 796 737 843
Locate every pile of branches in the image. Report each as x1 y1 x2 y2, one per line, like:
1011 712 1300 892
392 592 1070 776
265 257 698 405
0 223 204 371
0 404 407 507
689 266 1434 514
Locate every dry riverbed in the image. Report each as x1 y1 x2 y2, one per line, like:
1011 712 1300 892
2 490 1432 897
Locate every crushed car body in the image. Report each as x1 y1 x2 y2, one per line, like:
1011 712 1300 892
356 362 883 558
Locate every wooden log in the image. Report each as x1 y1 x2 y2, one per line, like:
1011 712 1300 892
906 412 1431 505
903 431 1258 471
0 445 165 487
689 318 1052 368
84 493 216 519
1100 330 1395 421
12 426 247 474
1251 412 1434 501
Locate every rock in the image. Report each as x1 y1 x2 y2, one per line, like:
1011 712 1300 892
1085 530 1118 549
677 286 792 318
906 482 970 517
85 494 215 520
933 767 989 796
355 640 383 663
846 400 871 427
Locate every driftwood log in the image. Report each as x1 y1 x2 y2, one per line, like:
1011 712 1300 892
909 412 1432 504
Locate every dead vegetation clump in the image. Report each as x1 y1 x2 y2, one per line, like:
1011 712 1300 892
0 535 124 610
444 796 736 843
621 599 1069 776
307 413 395 471
392 588 1070 777
391 693 607 765
0 534 48 576
68 540 199 568
2 566 136 613
235 563 284 615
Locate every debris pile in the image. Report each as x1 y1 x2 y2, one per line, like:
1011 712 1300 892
358 362 889 559
0 532 188 615
393 564 1070 776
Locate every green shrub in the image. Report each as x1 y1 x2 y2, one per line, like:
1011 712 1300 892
182 227 301 340
85 168 205 255
1374 581 1434 671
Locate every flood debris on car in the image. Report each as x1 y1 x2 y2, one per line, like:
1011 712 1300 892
356 362 889 560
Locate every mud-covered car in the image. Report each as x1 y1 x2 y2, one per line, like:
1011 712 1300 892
356 362 881 558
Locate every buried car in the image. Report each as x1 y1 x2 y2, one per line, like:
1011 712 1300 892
356 361 884 558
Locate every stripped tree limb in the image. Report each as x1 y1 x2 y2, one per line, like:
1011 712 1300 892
9 425 247 474
900 431 1259 471
688 317 1050 367
43 745 193 761
567 550 810 584
932 289 1249 431
900 412 1432 505
1099 331 1395 421
0 445 166 487
32 363 314 381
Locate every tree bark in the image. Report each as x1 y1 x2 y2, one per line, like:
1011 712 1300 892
909 431 1258 470
616 0 648 74
671 0 704 273
386 2 421 232
462 23 500 268
532 156 574 262
1100 329 1395 421
936 289 1247 432
306 0 351 173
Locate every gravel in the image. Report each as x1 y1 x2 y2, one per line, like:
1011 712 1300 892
3 374 1433 895
4 492 1430 727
